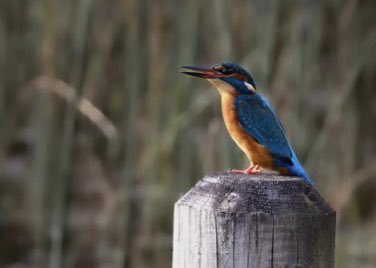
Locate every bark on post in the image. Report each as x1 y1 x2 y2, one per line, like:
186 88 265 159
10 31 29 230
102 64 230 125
173 172 336 268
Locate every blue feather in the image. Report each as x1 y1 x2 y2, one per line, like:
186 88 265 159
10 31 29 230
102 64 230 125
234 94 313 185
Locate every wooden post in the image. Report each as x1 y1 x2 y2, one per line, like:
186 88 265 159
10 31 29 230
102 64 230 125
173 172 336 268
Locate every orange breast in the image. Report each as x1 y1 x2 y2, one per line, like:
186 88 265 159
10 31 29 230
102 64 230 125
220 92 274 169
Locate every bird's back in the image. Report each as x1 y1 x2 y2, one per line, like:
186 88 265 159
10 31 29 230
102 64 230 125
234 93 313 185
220 92 276 170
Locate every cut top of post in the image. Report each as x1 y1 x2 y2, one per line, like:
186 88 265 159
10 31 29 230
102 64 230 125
176 172 334 216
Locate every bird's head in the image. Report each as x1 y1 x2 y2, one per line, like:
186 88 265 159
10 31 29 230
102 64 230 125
181 62 256 95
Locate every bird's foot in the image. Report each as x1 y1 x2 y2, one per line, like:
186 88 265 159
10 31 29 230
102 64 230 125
230 164 261 174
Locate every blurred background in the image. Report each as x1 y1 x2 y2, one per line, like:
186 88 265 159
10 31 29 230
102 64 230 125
0 0 375 267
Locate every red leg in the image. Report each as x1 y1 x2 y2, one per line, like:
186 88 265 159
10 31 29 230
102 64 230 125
230 164 261 174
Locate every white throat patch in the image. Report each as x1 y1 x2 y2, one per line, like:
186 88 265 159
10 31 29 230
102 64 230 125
207 79 256 94
208 79 236 94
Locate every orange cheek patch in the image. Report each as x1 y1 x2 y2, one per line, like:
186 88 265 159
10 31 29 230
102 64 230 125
231 73 246 81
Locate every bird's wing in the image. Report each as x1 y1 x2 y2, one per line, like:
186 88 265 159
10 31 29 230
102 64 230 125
234 94 293 165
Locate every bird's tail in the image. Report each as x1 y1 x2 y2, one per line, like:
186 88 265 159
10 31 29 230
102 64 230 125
289 153 314 186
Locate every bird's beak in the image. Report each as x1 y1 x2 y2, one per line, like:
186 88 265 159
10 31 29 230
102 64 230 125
180 65 226 79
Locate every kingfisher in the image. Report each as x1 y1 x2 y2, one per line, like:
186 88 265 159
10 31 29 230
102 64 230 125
180 62 313 186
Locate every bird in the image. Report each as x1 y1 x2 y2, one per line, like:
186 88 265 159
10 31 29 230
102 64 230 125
180 62 313 186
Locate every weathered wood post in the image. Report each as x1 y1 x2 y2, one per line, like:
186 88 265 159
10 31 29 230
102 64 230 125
173 172 335 268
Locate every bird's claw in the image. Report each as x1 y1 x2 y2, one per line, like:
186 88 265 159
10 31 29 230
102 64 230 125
229 164 261 175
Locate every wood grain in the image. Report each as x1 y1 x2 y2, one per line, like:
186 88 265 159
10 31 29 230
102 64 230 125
173 172 336 268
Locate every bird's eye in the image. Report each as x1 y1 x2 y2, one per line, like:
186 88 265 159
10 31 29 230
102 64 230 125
222 67 234 74
213 65 233 75
213 65 223 71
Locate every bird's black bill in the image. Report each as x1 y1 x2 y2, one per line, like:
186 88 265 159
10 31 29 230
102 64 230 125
180 65 226 79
